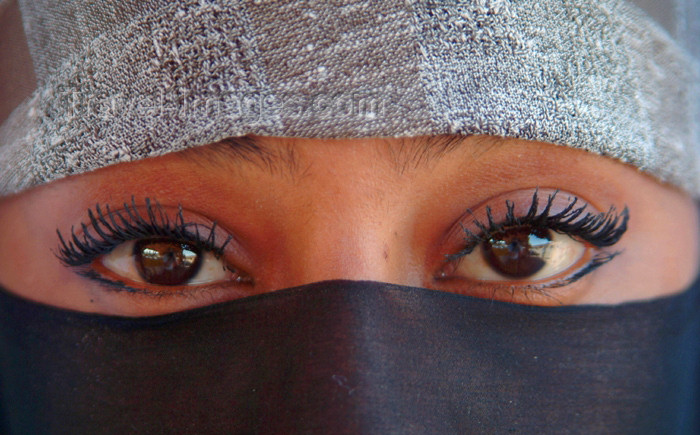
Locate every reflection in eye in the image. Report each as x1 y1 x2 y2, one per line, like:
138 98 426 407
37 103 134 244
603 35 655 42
439 190 628 296
101 238 230 286
56 198 252 294
457 226 586 281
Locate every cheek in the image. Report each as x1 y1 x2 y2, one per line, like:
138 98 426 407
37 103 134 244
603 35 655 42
0 193 57 284
0 200 30 285
0 185 96 309
634 196 699 291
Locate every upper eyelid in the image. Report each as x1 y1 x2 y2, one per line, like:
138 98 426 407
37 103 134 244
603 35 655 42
446 189 629 259
55 198 233 267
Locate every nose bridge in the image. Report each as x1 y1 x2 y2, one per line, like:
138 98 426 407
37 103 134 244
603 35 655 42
287 207 399 285
278 184 420 288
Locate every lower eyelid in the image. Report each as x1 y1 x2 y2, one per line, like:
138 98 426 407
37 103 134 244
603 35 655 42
80 269 207 297
82 262 250 298
435 249 619 305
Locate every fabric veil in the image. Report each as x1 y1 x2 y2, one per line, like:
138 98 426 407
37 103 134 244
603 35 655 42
1 279 698 434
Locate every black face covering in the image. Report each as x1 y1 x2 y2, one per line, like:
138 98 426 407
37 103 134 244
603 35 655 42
0 279 698 434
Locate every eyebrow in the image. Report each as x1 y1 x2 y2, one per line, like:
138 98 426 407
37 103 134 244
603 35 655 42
386 135 471 174
178 136 301 176
177 134 504 176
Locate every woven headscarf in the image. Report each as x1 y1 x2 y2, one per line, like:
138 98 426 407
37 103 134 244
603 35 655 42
0 0 698 195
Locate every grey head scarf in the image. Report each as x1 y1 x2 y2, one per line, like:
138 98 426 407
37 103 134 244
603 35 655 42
0 0 698 196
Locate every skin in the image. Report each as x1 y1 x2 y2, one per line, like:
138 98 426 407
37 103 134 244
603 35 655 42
0 135 697 316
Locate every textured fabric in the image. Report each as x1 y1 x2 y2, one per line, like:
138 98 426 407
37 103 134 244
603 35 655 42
631 0 700 58
0 0 36 124
0 0 698 196
0 279 698 434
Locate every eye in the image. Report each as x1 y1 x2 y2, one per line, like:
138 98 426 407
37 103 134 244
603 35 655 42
100 238 231 286
451 225 588 282
434 189 628 303
57 198 255 295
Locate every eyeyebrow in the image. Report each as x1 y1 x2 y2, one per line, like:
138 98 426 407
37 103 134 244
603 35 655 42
448 189 629 259
55 197 232 267
179 134 486 176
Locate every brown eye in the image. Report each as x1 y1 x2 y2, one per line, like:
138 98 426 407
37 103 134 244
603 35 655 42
133 239 203 285
450 226 587 282
481 227 550 278
100 238 233 288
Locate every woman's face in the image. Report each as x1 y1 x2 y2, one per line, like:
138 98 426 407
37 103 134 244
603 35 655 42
0 135 697 316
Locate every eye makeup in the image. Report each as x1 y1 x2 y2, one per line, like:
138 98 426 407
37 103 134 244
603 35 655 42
437 189 629 303
56 197 233 267
449 189 628 259
55 190 629 305
55 198 251 296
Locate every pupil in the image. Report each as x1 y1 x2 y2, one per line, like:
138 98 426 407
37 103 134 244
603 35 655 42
481 227 551 279
133 239 203 286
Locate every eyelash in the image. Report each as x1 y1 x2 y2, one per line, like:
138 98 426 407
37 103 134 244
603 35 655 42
448 189 629 259
55 198 232 268
443 190 628 291
56 192 627 300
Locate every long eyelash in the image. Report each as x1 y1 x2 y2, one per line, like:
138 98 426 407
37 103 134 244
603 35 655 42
55 197 232 267
449 189 629 259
